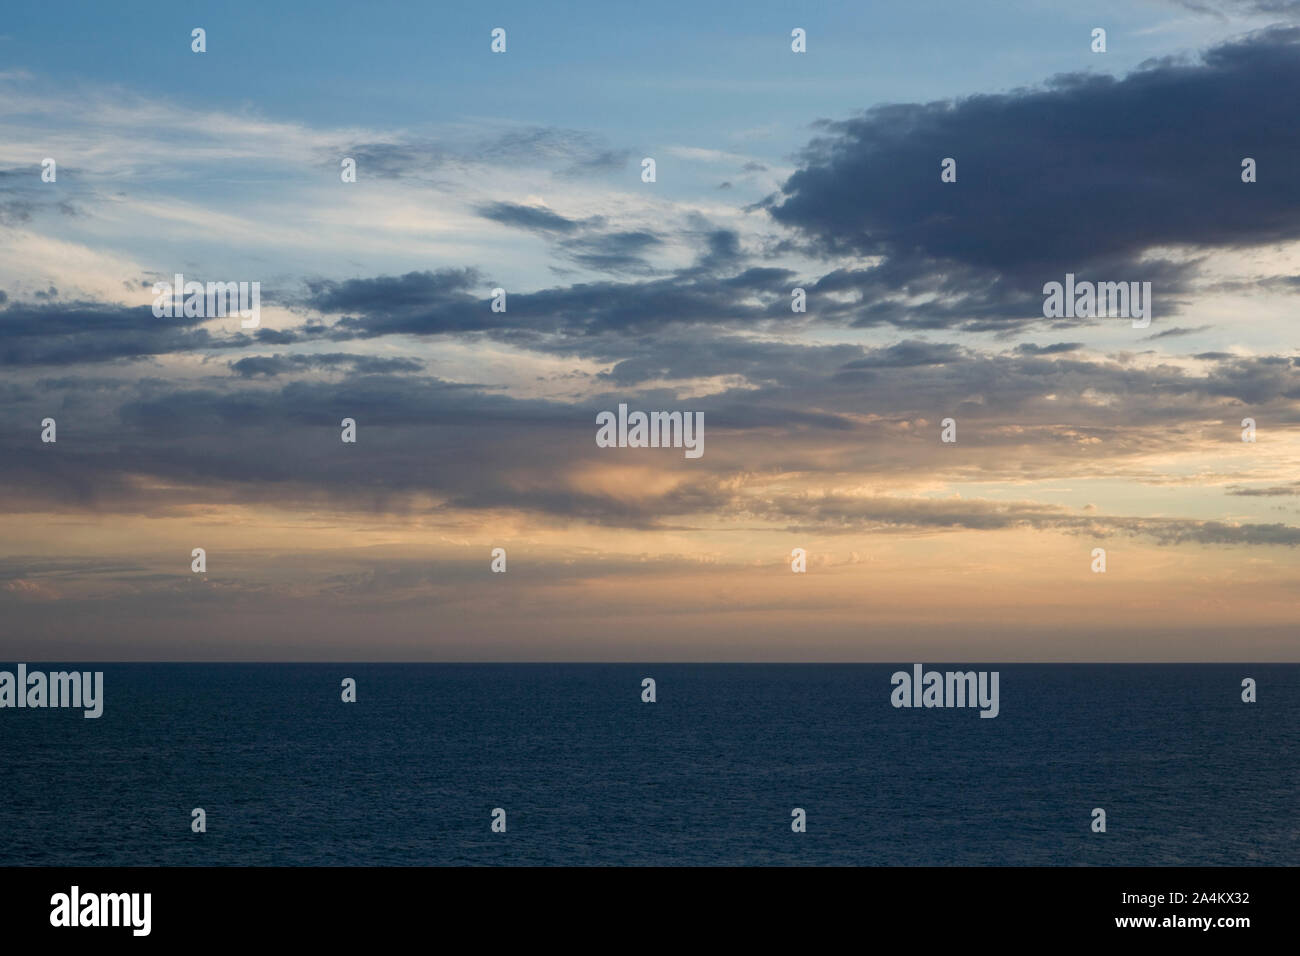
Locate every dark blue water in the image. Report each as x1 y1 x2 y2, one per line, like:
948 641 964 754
0 664 1294 865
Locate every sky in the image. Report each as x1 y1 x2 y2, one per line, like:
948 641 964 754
2 0 1300 661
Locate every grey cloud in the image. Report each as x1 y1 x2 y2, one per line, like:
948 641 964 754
338 127 630 181
0 301 217 366
557 230 663 275
475 201 666 275
229 353 424 377
1145 325 1213 340
1014 342 1085 355
768 28 1300 326
752 492 1300 546
838 340 966 370
476 201 584 234
1226 481 1300 495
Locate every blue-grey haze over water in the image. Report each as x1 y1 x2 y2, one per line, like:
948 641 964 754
1 664 1295 866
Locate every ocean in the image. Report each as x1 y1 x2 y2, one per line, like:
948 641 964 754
1 664 1295 866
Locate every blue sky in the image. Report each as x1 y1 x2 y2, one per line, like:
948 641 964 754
2 1 1254 167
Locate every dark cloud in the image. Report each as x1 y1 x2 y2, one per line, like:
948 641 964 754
5 353 1298 541
474 201 666 275
305 264 796 341
476 201 583 234
1145 325 1213 340
694 228 744 273
0 372 731 527
768 28 1300 325
1193 352 1300 403
1014 342 1084 355
304 268 487 337
0 301 219 366
228 353 424 377
0 297 338 367
557 230 663 275
594 335 861 387
838 340 966 370
2 327 1297 529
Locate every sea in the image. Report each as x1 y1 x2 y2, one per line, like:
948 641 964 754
1 664 1295 866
